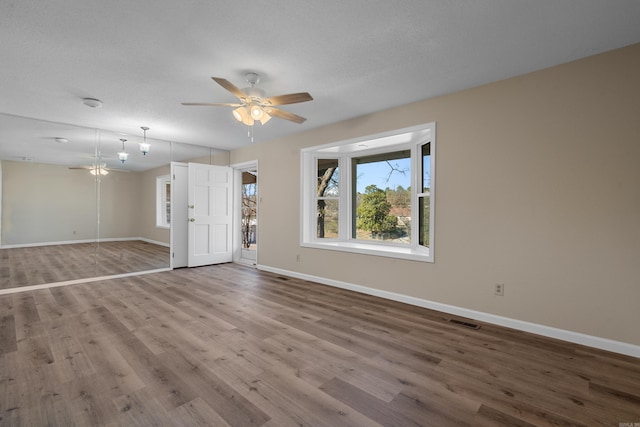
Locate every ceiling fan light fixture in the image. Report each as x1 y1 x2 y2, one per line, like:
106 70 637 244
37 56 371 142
233 106 254 126
90 167 109 176
259 111 272 125
250 103 263 120
232 107 244 122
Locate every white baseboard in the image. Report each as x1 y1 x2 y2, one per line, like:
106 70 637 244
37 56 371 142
1 237 170 249
138 238 170 248
257 264 640 359
0 268 172 296
1 238 98 248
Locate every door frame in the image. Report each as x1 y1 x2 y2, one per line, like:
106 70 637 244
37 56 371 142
231 160 259 266
170 162 188 269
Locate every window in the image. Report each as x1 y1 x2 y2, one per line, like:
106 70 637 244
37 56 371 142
301 123 435 262
316 159 339 239
241 171 258 249
353 149 411 243
156 175 171 228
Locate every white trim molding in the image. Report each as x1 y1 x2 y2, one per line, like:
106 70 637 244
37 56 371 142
1 237 170 249
257 264 640 359
0 268 172 296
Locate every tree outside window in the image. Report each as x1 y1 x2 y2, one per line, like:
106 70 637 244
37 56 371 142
241 173 257 249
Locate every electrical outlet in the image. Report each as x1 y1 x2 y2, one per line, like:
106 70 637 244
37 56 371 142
494 283 505 296
296 254 300 262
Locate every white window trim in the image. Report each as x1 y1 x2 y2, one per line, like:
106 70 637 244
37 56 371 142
156 174 171 229
301 122 435 262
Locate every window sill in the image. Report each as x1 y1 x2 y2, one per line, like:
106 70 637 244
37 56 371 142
156 225 170 230
301 240 432 262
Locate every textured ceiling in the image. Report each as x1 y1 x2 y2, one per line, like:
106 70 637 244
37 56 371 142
1 0 639 169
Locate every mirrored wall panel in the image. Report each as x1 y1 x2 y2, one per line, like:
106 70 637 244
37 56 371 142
0 113 224 291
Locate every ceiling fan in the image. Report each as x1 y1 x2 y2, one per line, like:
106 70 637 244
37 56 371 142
69 163 128 176
182 73 313 126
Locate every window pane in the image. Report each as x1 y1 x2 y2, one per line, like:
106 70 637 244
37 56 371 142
422 142 431 192
317 159 339 197
353 150 411 243
164 182 171 224
317 199 339 238
418 195 430 247
242 175 257 249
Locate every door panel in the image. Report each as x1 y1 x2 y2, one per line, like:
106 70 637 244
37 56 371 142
171 163 188 268
188 163 233 267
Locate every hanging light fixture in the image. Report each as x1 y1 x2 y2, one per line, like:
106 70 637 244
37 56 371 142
117 139 129 163
139 126 150 155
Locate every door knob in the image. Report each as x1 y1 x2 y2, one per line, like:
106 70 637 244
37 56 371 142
189 218 195 222
188 205 194 209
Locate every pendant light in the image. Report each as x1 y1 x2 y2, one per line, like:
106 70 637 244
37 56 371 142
139 126 150 155
117 139 129 163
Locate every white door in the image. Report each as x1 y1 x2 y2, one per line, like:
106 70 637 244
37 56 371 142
170 162 188 268
188 163 233 267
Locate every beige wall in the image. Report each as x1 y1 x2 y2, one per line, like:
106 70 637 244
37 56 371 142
1 149 232 248
0 160 168 246
230 43 640 346
98 168 142 240
1 161 99 244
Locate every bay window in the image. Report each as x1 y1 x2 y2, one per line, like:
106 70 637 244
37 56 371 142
301 122 435 262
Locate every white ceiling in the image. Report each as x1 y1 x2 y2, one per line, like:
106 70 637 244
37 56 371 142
1 0 639 169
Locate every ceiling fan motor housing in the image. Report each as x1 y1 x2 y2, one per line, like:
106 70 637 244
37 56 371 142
243 86 266 100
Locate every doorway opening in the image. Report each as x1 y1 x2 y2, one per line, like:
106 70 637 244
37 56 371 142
234 163 258 265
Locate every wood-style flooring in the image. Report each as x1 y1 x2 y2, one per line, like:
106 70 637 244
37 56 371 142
0 240 169 290
0 263 638 426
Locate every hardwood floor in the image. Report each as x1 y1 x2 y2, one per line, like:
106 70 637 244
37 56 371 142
0 263 638 426
0 240 170 290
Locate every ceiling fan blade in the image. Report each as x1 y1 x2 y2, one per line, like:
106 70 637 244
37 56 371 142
211 77 248 100
262 92 313 106
266 108 307 124
181 102 243 107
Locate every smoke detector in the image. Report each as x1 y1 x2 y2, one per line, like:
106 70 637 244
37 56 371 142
83 98 103 108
